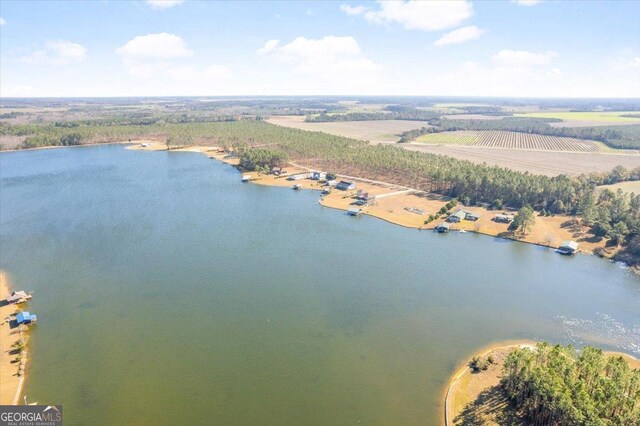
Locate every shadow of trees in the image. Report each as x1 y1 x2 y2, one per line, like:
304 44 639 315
454 385 525 426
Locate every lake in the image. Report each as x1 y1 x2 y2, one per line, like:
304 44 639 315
1 144 638 425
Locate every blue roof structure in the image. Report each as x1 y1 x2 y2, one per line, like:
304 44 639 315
16 311 37 324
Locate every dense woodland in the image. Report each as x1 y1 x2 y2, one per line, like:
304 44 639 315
304 109 441 122
502 343 639 425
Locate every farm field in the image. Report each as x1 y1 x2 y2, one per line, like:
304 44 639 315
266 115 433 143
415 130 618 153
515 111 640 127
395 143 640 176
597 180 640 194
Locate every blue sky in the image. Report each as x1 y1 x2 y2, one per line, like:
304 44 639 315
1 0 639 97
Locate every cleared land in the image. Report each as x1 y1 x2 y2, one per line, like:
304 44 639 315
266 115 433 143
415 130 616 153
396 143 640 176
597 180 640 194
515 111 640 127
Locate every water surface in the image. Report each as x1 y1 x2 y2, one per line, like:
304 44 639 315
1 145 638 425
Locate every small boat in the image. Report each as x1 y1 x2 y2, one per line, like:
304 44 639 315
322 188 331 195
459 230 466 233
348 208 362 216
293 184 302 190
241 175 251 182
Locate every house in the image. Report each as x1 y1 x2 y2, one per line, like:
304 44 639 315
435 222 452 233
336 181 356 191
556 240 579 255
16 311 37 325
326 180 337 187
356 190 375 201
6 290 31 304
494 214 514 223
311 171 326 180
348 208 362 216
447 210 467 223
465 212 481 221
287 174 306 181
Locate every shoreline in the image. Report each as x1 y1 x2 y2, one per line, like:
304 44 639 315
0 140 158 154
127 142 625 263
443 341 640 426
0 271 28 405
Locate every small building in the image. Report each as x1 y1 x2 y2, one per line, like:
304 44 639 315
336 181 356 191
356 190 375 202
287 174 306 181
326 180 337 187
494 214 514 223
435 222 452 233
16 311 37 325
465 212 481 221
271 167 282 175
310 171 326 180
6 290 31 304
556 240 579 255
447 210 467 223
348 208 362 216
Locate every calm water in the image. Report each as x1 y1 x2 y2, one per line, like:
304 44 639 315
1 145 639 425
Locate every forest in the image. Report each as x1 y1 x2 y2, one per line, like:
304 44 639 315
304 106 441 122
501 343 639 425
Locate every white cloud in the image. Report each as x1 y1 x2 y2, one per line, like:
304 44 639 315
512 0 542 6
434 25 484 46
340 4 367 16
145 0 185 10
257 40 280 56
259 36 381 78
20 40 87 65
116 33 229 84
492 49 557 66
341 1 473 31
0 17 6 26
116 33 193 59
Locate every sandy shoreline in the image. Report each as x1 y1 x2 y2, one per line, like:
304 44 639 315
443 341 640 426
0 271 28 405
